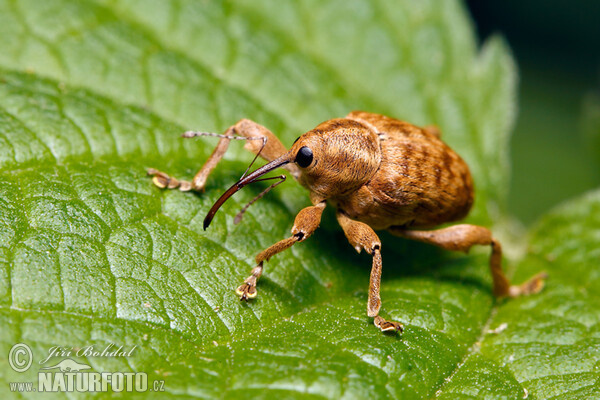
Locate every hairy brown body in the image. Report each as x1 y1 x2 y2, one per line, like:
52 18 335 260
335 111 473 230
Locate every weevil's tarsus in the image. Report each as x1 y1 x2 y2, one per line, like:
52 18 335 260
236 282 257 300
388 224 548 298
147 168 193 191
236 264 263 300
374 316 404 333
234 174 287 225
203 153 293 230
507 271 548 298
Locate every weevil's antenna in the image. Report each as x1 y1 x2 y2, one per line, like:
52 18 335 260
234 174 286 224
203 153 293 230
182 131 265 142
239 136 268 180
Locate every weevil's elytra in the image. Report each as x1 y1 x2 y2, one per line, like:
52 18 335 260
148 111 547 334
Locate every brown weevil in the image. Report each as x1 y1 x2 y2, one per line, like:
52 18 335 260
148 111 547 333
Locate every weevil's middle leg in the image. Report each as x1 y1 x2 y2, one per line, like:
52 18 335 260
337 211 403 333
148 119 300 192
388 224 547 298
236 202 326 300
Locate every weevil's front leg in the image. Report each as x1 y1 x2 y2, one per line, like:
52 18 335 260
337 211 403 333
236 201 326 300
149 119 300 191
388 224 547 298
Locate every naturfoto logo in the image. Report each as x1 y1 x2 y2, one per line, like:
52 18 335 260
7 343 164 394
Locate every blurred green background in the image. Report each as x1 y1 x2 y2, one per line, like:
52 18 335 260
466 0 600 225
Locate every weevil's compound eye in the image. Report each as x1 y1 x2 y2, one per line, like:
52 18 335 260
295 146 313 168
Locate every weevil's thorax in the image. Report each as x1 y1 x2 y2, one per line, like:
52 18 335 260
291 118 382 200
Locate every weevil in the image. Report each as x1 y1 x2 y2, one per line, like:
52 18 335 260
148 111 547 333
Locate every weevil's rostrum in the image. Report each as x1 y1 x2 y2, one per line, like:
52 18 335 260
148 111 547 333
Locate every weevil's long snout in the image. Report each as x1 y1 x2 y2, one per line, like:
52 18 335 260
203 153 293 230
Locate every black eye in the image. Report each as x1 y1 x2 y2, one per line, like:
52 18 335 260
295 146 313 168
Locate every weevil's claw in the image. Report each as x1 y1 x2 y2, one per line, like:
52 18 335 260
147 168 192 191
374 316 403 334
507 271 548 298
236 283 257 301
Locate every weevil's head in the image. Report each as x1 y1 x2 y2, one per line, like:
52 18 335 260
290 118 382 199
203 118 382 229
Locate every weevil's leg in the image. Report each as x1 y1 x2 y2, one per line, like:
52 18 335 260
148 119 300 191
148 129 234 192
236 201 326 300
388 224 547 298
337 211 403 333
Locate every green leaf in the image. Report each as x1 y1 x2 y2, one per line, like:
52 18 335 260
1 1 596 399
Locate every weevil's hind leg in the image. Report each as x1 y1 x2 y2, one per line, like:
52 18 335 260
388 224 547 298
148 119 299 192
337 211 403 333
237 202 326 300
